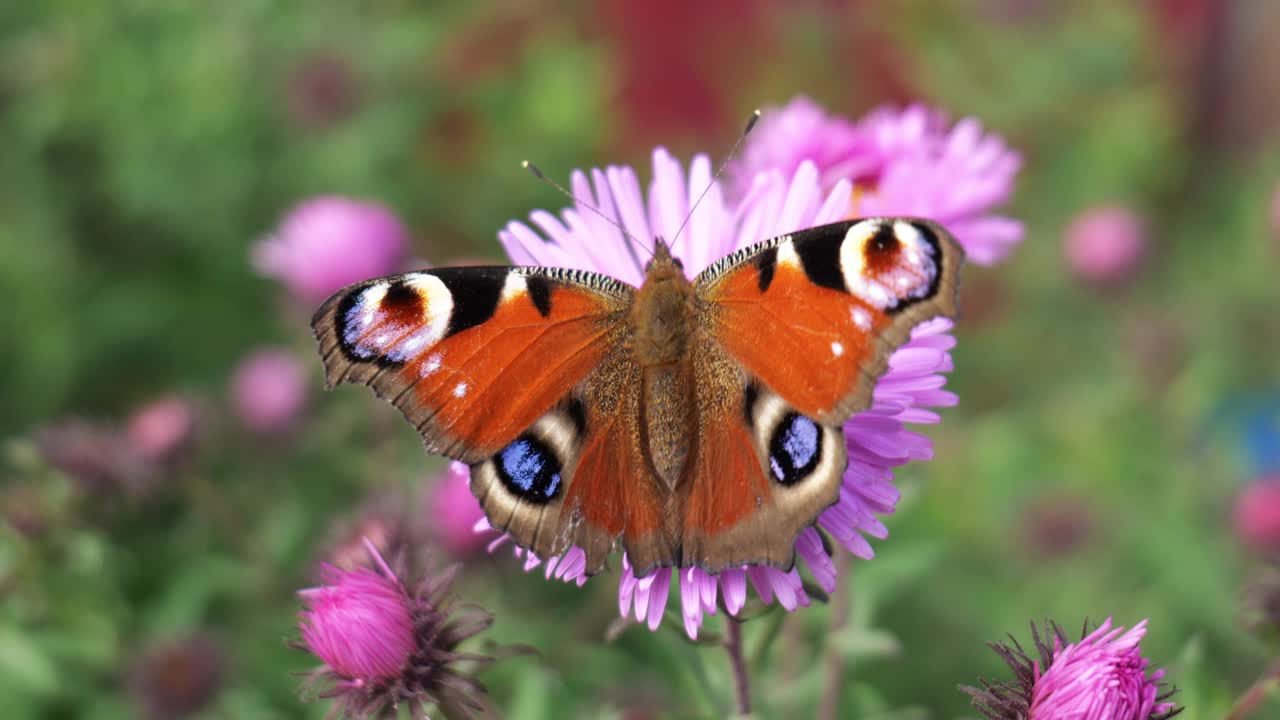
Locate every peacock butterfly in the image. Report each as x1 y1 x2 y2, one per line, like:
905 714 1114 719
312 215 961 577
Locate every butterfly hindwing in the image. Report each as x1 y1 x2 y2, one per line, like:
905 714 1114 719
677 356 849 572
695 217 962 425
312 266 631 462
468 349 673 574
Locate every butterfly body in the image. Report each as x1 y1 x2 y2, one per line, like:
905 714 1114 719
313 218 962 577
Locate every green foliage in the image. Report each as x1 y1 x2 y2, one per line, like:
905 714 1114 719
3 2 1279 718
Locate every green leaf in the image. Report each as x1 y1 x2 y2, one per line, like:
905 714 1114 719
0 626 57 696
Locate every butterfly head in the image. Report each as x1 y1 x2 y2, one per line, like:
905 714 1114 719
644 237 685 279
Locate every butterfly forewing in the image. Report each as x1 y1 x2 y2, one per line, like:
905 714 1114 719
695 217 962 424
312 266 631 462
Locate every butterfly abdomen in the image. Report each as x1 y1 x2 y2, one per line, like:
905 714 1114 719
629 253 699 490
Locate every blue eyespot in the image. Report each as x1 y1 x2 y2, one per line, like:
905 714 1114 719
495 436 562 503
768 413 821 485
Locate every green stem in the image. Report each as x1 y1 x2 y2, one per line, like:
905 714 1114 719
725 619 752 716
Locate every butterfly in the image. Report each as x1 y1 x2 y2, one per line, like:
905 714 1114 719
312 217 961 578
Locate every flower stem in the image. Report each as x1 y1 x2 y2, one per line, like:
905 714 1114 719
724 619 752 716
1225 658 1280 720
817 549 852 720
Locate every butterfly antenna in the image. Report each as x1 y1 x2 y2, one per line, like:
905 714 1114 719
669 109 761 249
522 161 653 265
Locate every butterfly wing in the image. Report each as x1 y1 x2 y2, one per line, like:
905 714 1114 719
696 217 962 424
314 265 668 573
312 266 631 462
675 217 962 571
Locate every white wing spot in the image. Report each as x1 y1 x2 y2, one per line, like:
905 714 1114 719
453 382 469 398
851 307 872 330
831 341 844 357
775 237 800 267
419 353 443 378
500 272 528 304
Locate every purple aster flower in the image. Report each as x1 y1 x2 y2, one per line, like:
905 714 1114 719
254 196 408 305
733 96 1024 265
297 538 494 719
963 619 1182 720
429 461 490 559
473 144 975 638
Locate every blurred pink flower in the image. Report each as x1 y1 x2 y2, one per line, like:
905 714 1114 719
733 96 1024 265
429 462 489 558
1064 205 1148 286
126 395 197 465
965 619 1181 720
34 418 150 495
230 348 308 435
254 196 408 304
1235 476 1280 551
296 539 494 718
482 143 982 638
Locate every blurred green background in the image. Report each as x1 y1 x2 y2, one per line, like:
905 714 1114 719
3 1 1280 718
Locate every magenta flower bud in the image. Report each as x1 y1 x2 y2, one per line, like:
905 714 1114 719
230 348 308 436
295 539 497 718
299 562 416 682
126 395 197 464
428 462 488 558
1030 620 1177 719
1235 476 1280 551
1064 205 1148 286
254 196 408 305
965 619 1180 720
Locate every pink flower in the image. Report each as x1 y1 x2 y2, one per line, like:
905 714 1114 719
254 196 408 304
1235 476 1280 551
733 96 1024 265
296 539 495 718
299 552 416 681
230 348 308 435
126 395 197 464
428 462 489 558
965 619 1181 720
1064 205 1148 286
479 131 991 637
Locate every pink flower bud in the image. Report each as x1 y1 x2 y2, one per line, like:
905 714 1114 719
254 196 408 304
1064 205 1147 285
230 348 308 435
1030 620 1176 719
428 462 488 558
298 564 415 682
126 395 197 464
1236 477 1280 550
